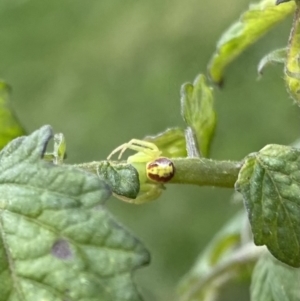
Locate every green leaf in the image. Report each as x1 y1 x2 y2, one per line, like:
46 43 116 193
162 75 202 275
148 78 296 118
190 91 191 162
257 48 287 75
208 0 295 85
97 161 140 199
284 7 300 105
235 144 300 267
180 74 216 157
44 133 67 164
177 211 256 301
0 126 150 301
0 81 25 150
251 252 300 301
144 127 187 158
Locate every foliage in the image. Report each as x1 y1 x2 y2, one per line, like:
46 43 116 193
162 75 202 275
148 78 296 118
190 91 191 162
1 0 300 300
0 125 149 301
236 144 300 268
251 252 300 301
0 81 25 150
181 74 216 157
208 0 295 85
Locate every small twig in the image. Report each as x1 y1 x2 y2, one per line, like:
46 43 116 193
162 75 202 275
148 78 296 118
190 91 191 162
178 243 265 301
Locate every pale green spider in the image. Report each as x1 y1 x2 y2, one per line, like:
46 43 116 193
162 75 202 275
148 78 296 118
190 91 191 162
107 139 175 204
45 134 175 204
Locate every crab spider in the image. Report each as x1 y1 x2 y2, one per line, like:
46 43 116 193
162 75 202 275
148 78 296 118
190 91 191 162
107 139 175 203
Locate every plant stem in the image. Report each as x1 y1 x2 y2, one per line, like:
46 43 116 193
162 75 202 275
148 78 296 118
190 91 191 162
170 158 242 188
75 158 242 189
178 243 265 301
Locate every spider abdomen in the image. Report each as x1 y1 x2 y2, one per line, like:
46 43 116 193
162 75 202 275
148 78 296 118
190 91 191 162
146 157 175 183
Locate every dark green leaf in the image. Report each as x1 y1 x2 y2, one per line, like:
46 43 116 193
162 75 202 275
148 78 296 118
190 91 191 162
235 144 300 267
144 127 187 158
97 161 140 199
251 252 300 301
208 0 295 85
180 74 216 157
0 126 150 301
0 81 25 150
257 48 287 75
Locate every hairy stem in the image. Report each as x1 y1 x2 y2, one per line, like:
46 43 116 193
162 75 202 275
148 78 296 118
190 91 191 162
75 158 243 189
168 158 242 188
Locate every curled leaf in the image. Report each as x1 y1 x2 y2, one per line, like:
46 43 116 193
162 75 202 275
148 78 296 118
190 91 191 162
97 161 140 199
208 0 295 85
257 47 287 75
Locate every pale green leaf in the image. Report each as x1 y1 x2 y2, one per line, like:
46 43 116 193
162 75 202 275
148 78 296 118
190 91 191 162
177 211 256 301
251 252 300 301
208 0 295 85
235 144 300 267
257 48 287 75
144 127 187 158
180 74 216 157
0 81 25 150
0 126 150 301
284 6 300 105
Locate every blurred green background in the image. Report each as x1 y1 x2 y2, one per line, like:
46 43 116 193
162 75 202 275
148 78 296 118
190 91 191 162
0 0 299 300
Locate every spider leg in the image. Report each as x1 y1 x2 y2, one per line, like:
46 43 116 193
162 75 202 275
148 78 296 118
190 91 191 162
107 139 161 160
107 143 128 160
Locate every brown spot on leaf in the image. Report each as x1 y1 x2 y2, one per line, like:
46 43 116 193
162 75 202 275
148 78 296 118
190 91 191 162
52 239 73 260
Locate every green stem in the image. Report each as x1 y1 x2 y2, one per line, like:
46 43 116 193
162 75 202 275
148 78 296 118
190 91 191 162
74 161 101 174
170 158 242 188
74 158 242 189
178 243 265 301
